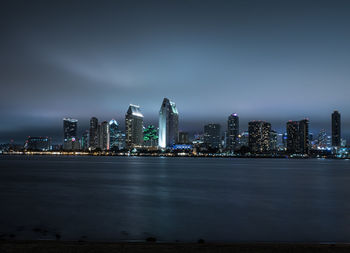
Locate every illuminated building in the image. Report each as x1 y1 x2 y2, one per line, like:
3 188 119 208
286 119 309 154
179 132 189 144
227 113 239 151
99 121 110 151
332 111 341 147
89 117 99 150
125 104 144 149
63 118 78 141
270 130 278 151
63 118 78 150
143 125 159 147
239 131 249 147
24 137 51 151
287 121 299 154
158 98 179 149
248 121 271 153
204 124 221 149
109 119 119 149
299 119 309 154
81 130 89 150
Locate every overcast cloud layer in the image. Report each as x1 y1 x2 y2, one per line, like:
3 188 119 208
1 0 350 143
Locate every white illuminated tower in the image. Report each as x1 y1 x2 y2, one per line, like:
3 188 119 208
158 98 179 149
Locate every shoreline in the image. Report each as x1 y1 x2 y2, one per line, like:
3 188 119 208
1 240 350 252
0 152 348 159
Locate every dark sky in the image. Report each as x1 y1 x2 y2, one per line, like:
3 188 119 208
1 0 350 143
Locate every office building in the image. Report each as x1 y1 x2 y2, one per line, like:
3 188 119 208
227 113 239 151
143 125 159 147
89 117 99 150
286 119 309 155
125 104 144 149
109 119 119 149
204 124 221 149
332 111 341 147
159 98 179 148
248 121 271 153
100 121 110 151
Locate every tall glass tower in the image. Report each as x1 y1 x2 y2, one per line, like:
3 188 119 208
125 104 144 149
109 119 119 149
227 113 239 151
158 98 179 149
63 118 78 141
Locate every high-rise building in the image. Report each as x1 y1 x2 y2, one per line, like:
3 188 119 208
158 98 179 148
125 104 144 149
89 117 99 150
286 121 299 154
317 129 327 149
286 119 309 155
270 130 278 151
299 119 309 154
63 118 78 150
109 119 119 149
227 114 239 151
239 131 249 147
143 125 159 147
100 121 110 151
248 121 271 153
332 111 341 147
178 132 189 144
63 118 78 141
81 130 89 150
204 124 221 149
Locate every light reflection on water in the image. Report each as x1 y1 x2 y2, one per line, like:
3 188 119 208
0 156 349 242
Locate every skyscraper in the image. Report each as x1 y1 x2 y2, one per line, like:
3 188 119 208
204 124 221 149
109 119 119 149
125 104 144 149
63 118 78 150
332 111 341 147
227 114 239 151
63 118 78 141
286 119 309 155
298 119 309 154
89 117 99 150
248 121 271 153
100 121 110 151
158 98 179 149
286 121 299 154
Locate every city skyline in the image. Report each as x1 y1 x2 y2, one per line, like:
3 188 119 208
0 100 347 145
1 0 350 143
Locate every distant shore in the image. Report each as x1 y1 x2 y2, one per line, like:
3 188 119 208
1 240 350 253
0 151 348 159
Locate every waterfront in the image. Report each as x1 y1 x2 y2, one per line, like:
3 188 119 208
0 156 350 242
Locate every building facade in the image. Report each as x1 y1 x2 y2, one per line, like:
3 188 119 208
204 124 221 149
89 117 99 150
248 121 271 153
332 110 341 147
125 104 144 149
227 113 239 151
158 98 179 149
286 119 309 155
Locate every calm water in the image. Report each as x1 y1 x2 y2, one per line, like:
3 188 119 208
0 155 350 242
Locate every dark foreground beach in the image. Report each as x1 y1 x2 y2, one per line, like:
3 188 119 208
1 241 350 253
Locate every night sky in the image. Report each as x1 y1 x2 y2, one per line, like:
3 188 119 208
1 0 350 143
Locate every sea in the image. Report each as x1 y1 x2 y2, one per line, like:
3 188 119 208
0 155 350 243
